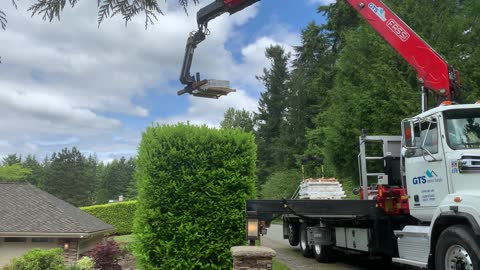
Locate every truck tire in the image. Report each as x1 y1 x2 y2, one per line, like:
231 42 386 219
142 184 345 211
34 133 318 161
299 223 313 258
313 243 332 263
287 223 300 246
434 225 480 270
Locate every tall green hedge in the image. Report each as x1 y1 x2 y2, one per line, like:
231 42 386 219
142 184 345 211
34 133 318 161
81 200 136 235
133 124 256 270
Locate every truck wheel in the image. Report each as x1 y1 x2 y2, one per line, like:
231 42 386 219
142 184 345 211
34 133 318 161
435 225 480 270
299 223 313 258
313 243 332 263
287 223 300 246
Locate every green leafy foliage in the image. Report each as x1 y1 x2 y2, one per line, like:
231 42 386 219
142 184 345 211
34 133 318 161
220 108 255 133
260 169 302 199
133 123 256 270
0 164 31 182
81 201 137 235
2 248 64 270
75 257 94 270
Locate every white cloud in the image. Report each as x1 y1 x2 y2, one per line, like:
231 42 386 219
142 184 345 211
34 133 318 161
0 1 299 160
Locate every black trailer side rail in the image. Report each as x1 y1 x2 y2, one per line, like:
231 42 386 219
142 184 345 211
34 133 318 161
246 199 379 223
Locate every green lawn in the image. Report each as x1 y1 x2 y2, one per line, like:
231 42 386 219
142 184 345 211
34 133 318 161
273 259 290 270
113 234 135 245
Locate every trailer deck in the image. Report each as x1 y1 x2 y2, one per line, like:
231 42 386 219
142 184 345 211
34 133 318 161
246 199 379 222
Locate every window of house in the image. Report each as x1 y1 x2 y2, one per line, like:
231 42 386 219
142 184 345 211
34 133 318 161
4 237 27 243
32 238 54 243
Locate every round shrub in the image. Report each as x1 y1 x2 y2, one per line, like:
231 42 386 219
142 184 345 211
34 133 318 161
81 201 136 235
2 248 64 270
133 124 256 270
75 256 94 270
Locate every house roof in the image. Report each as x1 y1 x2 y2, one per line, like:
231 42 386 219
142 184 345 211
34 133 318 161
0 182 114 237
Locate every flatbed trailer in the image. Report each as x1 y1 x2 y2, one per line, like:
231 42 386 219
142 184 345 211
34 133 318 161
246 195 415 263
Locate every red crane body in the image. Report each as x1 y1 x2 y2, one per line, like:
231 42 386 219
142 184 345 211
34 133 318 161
347 0 459 102
179 0 460 103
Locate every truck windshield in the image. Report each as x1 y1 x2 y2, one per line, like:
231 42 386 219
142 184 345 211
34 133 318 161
445 109 480 150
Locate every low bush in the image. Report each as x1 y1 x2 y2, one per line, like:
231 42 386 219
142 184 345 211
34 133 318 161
81 201 136 235
75 256 94 270
260 169 302 199
90 239 126 270
133 124 256 269
2 248 64 270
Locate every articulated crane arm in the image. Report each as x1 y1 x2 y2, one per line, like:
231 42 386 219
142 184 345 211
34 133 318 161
179 0 461 108
178 0 259 99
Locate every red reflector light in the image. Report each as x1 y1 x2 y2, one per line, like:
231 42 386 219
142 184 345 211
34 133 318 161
405 128 412 140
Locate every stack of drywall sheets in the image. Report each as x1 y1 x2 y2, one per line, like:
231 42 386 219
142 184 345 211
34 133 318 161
298 178 346 200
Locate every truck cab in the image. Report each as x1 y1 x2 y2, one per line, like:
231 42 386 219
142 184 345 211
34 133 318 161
403 104 480 222
398 103 480 268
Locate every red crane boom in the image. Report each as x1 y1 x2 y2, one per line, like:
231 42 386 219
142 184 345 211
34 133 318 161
178 0 460 107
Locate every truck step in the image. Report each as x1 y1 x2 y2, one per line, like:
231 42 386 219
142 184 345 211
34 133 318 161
394 226 430 266
392 257 427 268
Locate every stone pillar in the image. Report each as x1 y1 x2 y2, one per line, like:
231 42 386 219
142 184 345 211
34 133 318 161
231 246 276 270
58 239 79 265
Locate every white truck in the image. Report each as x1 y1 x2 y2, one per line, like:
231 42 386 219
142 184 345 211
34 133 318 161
177 0 480 268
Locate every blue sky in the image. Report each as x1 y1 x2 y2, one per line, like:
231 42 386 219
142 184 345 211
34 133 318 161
0 0 333 161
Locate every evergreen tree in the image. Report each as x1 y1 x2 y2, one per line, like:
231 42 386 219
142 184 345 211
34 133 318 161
2 0 199 31
125 157 137 199
44 147 95 207
95 156 136 203
284 22 336 169
255 45 290 186
22 155 43 186
2 154 22 166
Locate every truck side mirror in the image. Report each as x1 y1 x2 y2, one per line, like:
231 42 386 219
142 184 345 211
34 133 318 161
402 120 416 148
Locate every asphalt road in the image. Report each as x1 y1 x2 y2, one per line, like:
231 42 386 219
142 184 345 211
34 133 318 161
260 224 410 270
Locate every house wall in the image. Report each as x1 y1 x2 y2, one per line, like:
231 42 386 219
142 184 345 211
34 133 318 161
0 236 107 267
0 237 58 267
78 234 104 255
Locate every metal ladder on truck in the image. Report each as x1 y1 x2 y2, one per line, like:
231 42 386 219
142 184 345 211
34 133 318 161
358 135 403 200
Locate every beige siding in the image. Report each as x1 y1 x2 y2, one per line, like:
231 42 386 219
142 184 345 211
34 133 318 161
0 237 58 267
78 234 104 255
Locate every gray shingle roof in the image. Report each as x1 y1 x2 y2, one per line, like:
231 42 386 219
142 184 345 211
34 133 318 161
0 182 114 235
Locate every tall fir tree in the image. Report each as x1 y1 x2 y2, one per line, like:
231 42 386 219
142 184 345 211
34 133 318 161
22 155 43 186
44 147 96 207
255 45 290 187
2 154 22 166
95 157 136 203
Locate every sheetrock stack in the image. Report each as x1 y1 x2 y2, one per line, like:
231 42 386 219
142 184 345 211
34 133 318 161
298 178 346 200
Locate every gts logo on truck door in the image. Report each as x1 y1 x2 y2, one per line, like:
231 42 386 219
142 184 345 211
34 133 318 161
412 170 438 185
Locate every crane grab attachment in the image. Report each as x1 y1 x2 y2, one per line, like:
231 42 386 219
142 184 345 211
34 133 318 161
178 0 259 99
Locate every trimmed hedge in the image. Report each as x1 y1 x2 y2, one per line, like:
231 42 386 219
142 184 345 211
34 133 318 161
81 200 136 235
133 124 256 270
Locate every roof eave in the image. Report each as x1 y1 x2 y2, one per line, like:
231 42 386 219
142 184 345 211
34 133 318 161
0 228 114 239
